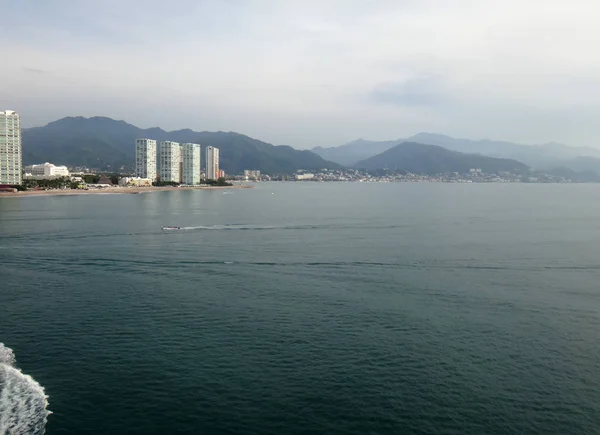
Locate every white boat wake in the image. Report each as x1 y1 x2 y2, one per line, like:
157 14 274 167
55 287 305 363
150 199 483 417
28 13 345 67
0 343 50 435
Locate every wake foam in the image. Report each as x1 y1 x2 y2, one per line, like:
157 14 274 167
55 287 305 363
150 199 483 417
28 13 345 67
175 224 331 231
167 223 411 232
0 344 16 367
178 224 277 231
0 343 49 435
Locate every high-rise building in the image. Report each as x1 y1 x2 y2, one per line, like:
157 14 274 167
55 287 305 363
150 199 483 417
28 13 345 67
0 110 22 185
206 146 220 180
135 139 157 181
181 143 201 185
160 141 181 182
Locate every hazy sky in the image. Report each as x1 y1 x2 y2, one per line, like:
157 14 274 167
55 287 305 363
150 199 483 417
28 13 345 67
3 0 600 148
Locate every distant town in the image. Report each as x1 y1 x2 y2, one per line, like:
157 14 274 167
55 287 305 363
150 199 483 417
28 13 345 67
0 110 583 193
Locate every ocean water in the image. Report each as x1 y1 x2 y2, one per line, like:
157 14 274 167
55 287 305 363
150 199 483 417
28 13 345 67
1 182 600 434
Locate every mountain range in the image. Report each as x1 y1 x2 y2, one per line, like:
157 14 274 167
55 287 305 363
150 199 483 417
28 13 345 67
355 142 528 174
21 116 600 178
312 133 600 174
22 117 337 174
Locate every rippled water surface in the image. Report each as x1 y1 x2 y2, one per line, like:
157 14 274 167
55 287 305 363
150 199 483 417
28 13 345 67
2 183 600 434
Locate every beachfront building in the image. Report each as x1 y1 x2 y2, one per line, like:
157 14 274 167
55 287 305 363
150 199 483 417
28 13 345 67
244 170 261 180
206 146 219 180
24 162 70 178
118 177 153 187
135 139 157 181
181 143 201 185
160 141 181 183
295 173 315 180
0 110 22 185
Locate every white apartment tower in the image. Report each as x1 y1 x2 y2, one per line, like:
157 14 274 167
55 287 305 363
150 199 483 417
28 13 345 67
206 146 220 180
181 143 201 185
160 141 181 182
0 110 22 185
135 139 157 181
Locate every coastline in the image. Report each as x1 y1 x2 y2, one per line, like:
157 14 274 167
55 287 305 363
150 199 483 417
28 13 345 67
0 185 254 197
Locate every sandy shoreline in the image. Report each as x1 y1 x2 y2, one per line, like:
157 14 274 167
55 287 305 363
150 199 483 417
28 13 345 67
0 185 254 197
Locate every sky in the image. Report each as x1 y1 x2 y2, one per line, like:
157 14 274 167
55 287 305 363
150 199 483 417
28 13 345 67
2 0 600 149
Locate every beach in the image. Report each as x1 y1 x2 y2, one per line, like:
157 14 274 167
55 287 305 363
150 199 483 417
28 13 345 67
0 184 254 197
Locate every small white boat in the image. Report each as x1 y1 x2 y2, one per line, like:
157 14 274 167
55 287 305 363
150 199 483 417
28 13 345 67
161 226 181 230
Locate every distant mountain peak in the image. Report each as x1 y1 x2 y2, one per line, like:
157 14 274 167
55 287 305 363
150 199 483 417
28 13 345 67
354 141 528 174
311 137 404 166
89 116 124 121
411 132 453 139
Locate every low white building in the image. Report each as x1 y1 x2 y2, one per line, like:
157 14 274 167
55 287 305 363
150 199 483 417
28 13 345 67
244 170 261 180
295 173 314 180
118 177 153 187
24 162 70 178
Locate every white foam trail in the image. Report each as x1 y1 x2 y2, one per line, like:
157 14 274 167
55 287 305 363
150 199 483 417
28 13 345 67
0 344 16 367
180 224 278 231
0 343 49 435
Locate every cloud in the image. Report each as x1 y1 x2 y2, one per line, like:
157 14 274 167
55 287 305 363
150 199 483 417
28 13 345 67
22 67 45 74
369 76 452 107
2 0 600 148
